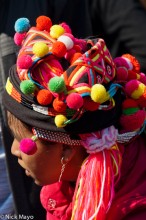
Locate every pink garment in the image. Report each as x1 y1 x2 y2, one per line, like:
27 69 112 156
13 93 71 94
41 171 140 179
40 136 146 220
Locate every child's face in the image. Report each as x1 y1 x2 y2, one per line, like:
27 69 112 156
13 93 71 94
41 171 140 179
9 118 63 186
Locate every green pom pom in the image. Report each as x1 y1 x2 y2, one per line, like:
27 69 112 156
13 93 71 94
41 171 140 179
20 80 36 94
48 76 66 93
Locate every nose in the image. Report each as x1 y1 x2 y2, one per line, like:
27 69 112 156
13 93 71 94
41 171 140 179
11 139 21 158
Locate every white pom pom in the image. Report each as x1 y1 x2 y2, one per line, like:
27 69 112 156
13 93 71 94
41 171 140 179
58 35 74 50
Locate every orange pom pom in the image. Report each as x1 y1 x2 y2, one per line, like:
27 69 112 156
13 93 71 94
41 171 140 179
51 41 67 58
122 54 140 73
37 89 53 105
70 52 82 64
53 97 67 112
36 16 52 32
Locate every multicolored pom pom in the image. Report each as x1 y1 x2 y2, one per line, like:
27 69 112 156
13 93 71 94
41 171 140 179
36 16 52 32
17 55 33 69
125 80 145 99
20 80 36 94
20 137 37 155
120 110 145 131
14 18 30 33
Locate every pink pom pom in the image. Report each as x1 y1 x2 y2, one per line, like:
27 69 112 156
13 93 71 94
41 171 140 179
65 48 76 61
139 72 146 85
17 55 33 69
66 93 83 109
60 22 72 33
74 38 87 51
114 57 130 69
14 32 26 46
20 138 37 155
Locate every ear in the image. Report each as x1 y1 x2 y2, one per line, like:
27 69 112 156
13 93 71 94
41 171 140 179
62 144 76 162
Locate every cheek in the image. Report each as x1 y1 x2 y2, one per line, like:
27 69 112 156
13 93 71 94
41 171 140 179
11 139 21 156
22 148 62 185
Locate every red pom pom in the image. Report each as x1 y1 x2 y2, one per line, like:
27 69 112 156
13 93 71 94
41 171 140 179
36 16 52 32
66 93 83 109
17 55 33 69
14 32 26 46
51 41 67 58
53 97 67 112
116 67 128 81
20 138 37 155
122 99 138 109
127 70 137 80
120 110 145 131
83 97 99 111
73 45 82 52
37 89 53 105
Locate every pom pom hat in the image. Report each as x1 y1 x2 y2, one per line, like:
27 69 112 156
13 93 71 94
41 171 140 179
4 15 146 137
3 15 146 220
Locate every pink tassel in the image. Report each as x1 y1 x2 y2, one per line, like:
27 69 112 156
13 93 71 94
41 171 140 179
71 146 122 220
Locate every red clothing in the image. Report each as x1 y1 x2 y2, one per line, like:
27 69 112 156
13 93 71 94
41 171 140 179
40 181 74 220
106 136 146 220
40 136 146 220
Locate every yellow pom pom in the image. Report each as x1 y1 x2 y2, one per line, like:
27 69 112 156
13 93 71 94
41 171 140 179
131 83 145 99
33 42 49 57
91 84 108 103
55 114 68 127
50 25 65 39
